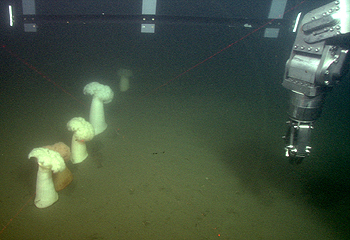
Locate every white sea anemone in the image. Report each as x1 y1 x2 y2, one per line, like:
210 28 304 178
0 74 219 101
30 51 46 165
28 148 66 208
83 82 114 135
67 117 95 164
117 69 133 92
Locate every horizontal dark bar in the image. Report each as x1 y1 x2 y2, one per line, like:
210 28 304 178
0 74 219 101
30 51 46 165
22 14 287 28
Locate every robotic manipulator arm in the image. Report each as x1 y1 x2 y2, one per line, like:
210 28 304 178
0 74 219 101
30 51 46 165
282 0 350 164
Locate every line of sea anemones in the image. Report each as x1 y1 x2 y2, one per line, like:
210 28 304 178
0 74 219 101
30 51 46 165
28 81 114 208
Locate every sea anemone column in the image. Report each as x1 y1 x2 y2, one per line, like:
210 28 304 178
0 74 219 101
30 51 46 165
117 69 133 92
67 117 95 164
84 82 114 135
28 148 66 208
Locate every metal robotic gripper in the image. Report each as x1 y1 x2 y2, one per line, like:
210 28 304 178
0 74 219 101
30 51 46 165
282 0 350 164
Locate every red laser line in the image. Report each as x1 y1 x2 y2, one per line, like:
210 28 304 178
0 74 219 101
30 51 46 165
1 45 86 106
0 193 35 236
